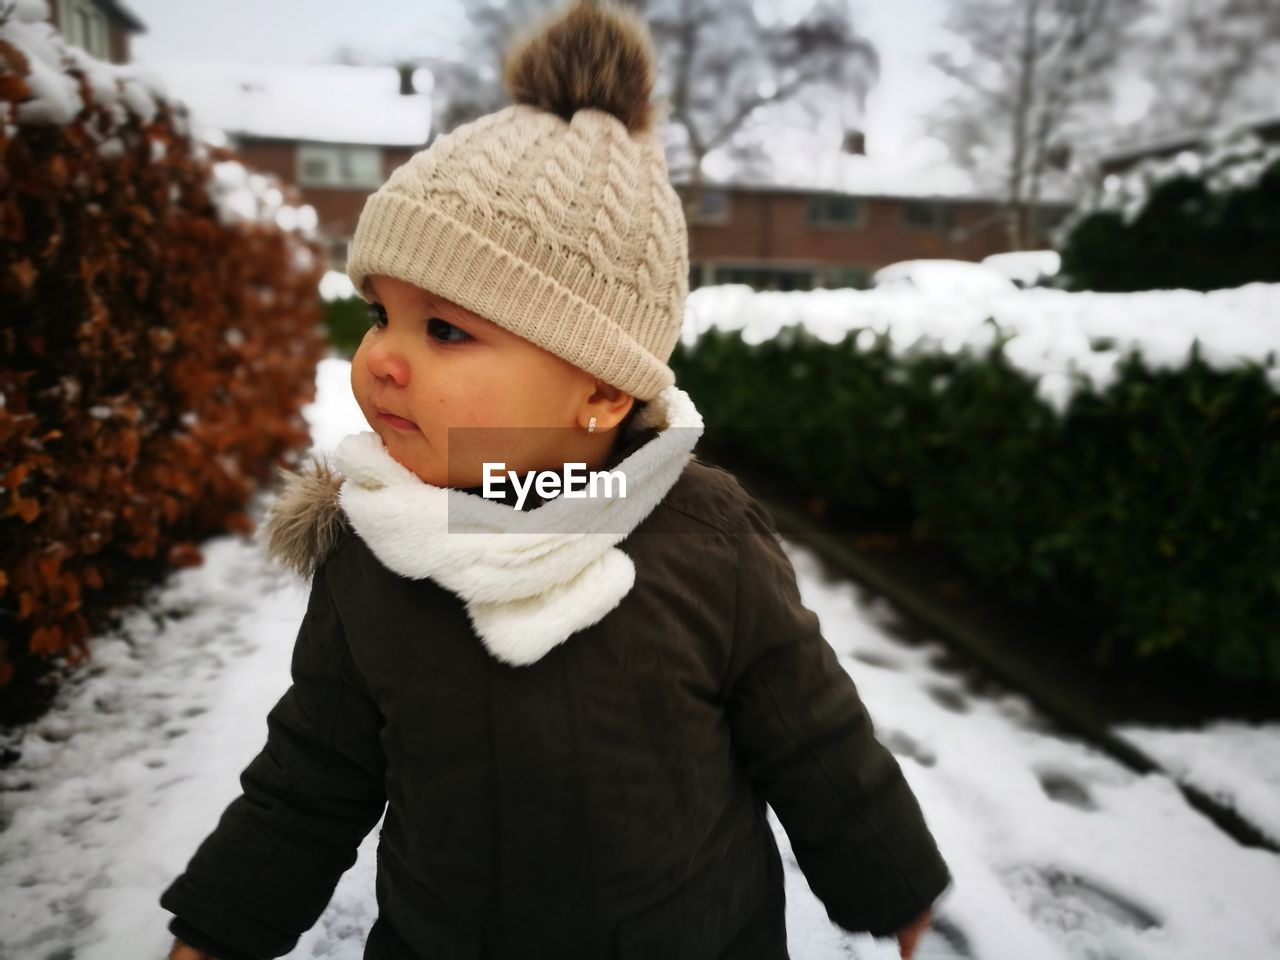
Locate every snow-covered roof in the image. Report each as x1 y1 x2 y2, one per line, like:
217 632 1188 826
96 0 146 32
1099 109 1280 165
131 60 433 147
677 141 1080 204
672 175 1074 207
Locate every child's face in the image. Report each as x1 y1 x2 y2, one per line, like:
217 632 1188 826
351 274 632 487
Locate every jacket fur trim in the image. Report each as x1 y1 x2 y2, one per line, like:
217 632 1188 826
260 456 351 580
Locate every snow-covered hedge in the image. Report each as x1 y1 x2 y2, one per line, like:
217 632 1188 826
674 282 1280 685
1056 125 1280 292
0 0 328 687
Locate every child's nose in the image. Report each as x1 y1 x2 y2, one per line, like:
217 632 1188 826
366 340 411 387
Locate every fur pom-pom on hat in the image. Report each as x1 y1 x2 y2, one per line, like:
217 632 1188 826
502 0 659 137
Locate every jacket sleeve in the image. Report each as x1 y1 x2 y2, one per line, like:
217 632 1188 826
167 915 259 960
159 548 387 959
724 496 952 938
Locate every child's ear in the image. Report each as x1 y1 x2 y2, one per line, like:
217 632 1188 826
581 380 635 431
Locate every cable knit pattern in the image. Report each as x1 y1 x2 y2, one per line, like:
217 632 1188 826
346 103 689 401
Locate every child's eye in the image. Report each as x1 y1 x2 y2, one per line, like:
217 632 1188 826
428 318 472 344
365 305 471 345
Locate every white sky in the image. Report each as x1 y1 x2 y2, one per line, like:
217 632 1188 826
127 0 474 65
125 0 981 195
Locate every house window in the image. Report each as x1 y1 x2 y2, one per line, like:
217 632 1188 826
676 186 730 224
692 188 728 223
806 194 864 228
902 200 945 229
326 236 352 271
59 0 110 60
715 265 814 291
1038 206 1070 229
819 266 871 289
297 144 384 189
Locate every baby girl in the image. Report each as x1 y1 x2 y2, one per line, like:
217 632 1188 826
160 2 951 957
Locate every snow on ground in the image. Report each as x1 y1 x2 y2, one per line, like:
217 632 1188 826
1115 721 1280 848
2 359 1278 959
681 280 1280 413
780 547 1280 960
0 529 365 958
0 361 376 960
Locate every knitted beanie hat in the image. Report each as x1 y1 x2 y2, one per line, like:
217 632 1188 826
345 0 689 402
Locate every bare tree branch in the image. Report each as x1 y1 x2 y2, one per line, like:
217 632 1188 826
415 0 879 222
926 0 1148 249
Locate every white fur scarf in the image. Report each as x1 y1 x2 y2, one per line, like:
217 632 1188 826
330 384 705 667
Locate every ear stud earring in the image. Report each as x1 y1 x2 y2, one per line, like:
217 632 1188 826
587 417 597 433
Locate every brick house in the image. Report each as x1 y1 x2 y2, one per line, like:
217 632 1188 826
46 0 145 65
46 7 431 273
146 60 1066 290
44 5 1069 293
677 181 1072 291
140 61 433 271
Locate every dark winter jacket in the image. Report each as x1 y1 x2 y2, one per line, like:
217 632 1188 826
159 386 951 959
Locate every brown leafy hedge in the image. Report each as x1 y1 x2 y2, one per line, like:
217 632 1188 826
1 26 328 691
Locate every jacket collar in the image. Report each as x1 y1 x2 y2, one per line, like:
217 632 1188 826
329 384 705 667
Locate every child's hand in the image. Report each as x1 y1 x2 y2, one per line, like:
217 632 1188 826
896 907 934 959
168 938 216 960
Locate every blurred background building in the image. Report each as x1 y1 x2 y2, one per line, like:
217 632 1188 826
37 0 1073 288
46 0 145 65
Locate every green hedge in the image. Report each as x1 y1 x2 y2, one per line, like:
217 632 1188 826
1060 150 1280 292
671 324 1280 686
322 286 1280 683
324 296 370 358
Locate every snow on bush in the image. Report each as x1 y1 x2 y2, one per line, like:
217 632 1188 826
320 269 357 302
982 250 1061 288
871 259 1020 300
682 280 1280 414
1062 124 1280 236
0 0 318 236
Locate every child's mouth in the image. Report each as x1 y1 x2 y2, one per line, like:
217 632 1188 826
378 410 419 431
